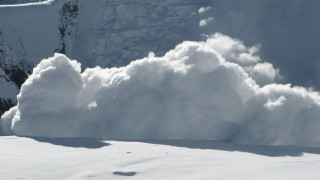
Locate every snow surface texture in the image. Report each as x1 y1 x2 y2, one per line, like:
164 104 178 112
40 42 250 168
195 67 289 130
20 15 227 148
1 136 320 180
2 33 320 147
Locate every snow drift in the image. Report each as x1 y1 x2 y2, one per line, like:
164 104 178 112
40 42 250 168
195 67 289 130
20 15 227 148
2 33 320 146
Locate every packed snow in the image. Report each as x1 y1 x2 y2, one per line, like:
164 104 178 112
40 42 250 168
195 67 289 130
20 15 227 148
1 136 320 180
2 33 320 147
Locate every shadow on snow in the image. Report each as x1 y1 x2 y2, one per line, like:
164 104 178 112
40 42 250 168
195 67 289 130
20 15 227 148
114 139 320 157
14 136 320 156
29 136 110 149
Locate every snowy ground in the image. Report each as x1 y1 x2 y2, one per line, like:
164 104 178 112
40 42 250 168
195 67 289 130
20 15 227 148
1 136 320 180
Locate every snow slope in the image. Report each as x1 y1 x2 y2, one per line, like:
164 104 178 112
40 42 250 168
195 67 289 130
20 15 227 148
1 136 320 180
0 0 208 68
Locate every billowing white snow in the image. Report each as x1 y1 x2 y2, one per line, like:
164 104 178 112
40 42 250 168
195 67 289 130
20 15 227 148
199 17 214 27
198 6 211 14
2 33 320 147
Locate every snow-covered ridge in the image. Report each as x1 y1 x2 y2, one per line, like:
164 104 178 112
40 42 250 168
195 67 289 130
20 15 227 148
0 0 55 7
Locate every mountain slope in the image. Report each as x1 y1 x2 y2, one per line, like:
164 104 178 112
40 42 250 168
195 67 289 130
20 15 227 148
0 0 209 114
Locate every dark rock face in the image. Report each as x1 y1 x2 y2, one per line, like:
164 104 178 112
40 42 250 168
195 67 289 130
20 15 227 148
56 0 79 54
0 98 14 115
0 30 27 116
3 66 28 88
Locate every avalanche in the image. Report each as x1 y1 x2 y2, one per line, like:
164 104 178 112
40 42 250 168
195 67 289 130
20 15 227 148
2 33 320 147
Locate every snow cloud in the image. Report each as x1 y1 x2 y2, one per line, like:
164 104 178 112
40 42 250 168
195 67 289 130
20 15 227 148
2 33 320 147
199 17 214 27
198 6 211 14
251 62 279 85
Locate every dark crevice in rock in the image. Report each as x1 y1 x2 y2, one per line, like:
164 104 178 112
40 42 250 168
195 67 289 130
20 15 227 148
0 98 14 115
4 67 28 88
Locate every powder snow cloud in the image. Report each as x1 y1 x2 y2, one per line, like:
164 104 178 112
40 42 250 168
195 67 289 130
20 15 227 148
1 33 320 147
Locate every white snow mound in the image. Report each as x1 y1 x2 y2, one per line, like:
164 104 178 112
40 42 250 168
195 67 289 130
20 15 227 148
2 33 320 147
